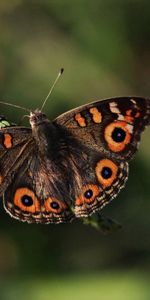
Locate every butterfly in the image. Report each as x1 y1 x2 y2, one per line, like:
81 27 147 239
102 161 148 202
0 96 149 224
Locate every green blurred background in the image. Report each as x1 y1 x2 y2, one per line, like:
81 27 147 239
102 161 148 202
0 1 150 299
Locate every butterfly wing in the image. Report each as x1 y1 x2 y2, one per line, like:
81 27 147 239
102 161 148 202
67 147 129 218
54 97 150 217
1 126 73 223
3 156 74 224
0 126 34 194
55 97 150 160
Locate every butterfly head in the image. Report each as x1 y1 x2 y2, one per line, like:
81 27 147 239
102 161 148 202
29 110 49 127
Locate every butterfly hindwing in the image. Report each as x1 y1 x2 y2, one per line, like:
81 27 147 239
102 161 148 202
3 151 74 224
71 149 129 218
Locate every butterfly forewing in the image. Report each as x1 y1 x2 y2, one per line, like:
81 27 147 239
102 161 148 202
0 127 33 195
55 97 150 160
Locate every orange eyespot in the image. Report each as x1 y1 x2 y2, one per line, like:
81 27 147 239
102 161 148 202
3 133 13 149
95 159 118 187
13 188 40 213
104 121 131 152
44 198 67 214
75 184 100 206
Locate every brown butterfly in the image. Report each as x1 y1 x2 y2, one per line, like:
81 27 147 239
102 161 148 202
0 96 149 224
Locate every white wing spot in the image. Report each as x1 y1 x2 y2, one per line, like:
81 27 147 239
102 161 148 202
126 124 133 133
109 102 121 114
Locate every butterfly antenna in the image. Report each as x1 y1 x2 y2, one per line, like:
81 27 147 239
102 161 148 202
40 68 64 111
0 101 30 113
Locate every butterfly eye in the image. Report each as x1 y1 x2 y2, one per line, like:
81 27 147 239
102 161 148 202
95 159 118 187
13 188 40 213
30 112 47 125
104 121 131 152
75 184 100 206
44 198 67 214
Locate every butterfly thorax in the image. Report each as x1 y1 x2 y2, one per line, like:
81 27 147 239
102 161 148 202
29 110 65 157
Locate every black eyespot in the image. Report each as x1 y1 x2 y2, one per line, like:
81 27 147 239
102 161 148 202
101 167 112 179
84 189 93 199
50 201 60 210
111 127 126 143
21 195 33 207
